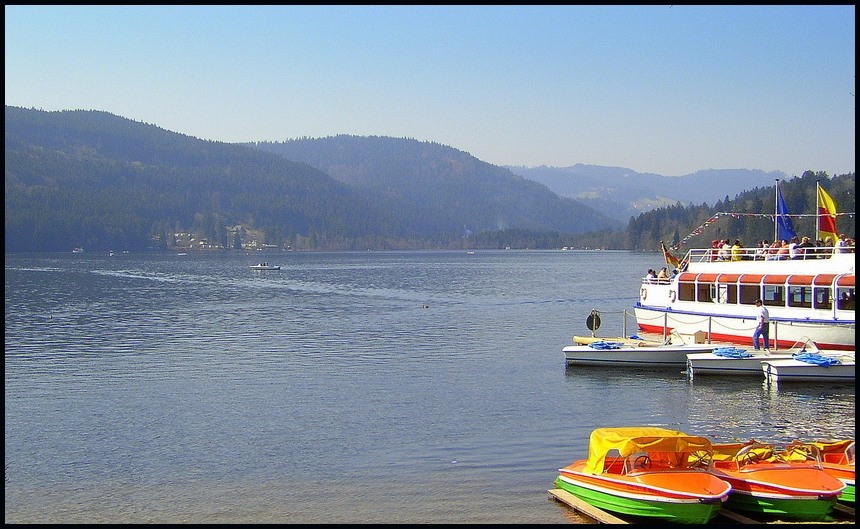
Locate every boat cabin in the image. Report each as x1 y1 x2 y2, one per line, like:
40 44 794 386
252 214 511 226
675 271 855 312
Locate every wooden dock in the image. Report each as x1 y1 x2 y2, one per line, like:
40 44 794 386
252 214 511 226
548 488 629 524
548 488 855 524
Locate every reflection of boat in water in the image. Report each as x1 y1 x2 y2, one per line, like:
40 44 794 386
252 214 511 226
250 263 281 270
634 245 855 351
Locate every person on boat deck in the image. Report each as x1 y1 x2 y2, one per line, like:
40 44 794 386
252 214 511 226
787 237 801 260
764 240 781 260
656 266 669 281
752 299 770 351
834 234 849 254
797 236 814 259
645 269 657 283
754 240 768 260
718 239 732 261
708 239 721 261
730 239 743 261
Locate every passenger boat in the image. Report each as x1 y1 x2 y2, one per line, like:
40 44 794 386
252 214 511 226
762 351 855 383
635 245 855 351
554 427 732 524
704 440 845 520
790 439 855 504
249 263 281 270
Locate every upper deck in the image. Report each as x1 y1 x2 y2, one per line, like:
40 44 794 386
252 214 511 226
681 246 855 276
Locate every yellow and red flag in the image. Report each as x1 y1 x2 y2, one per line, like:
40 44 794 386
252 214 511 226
661 241 681 269
817 184 838 243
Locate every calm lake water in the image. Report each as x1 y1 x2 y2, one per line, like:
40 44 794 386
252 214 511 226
5 250 855 523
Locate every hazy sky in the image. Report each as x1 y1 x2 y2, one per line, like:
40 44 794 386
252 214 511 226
5 5 855 176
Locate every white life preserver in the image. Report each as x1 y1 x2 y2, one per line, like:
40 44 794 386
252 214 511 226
641 288 647 300
669 290 676 303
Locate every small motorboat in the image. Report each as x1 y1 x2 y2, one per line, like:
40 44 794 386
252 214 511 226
790 439 855 504
704 440 845 520
686 347 794 377
563 339 718 368
554 427 732 524
762 352 855 383
250 262 281 270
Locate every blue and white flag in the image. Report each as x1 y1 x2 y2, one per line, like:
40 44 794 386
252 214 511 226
776 187 797 241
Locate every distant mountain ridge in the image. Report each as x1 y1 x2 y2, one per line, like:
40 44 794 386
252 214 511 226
508 164 787 222
248 135 623 237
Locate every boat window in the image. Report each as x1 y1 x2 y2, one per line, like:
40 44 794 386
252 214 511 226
712 283 734 304
787 285 812 308
697 283 712 303
739 285 759 305
836 287 855 311
678 281 695 301
723 284 737 304
814 287 833 310
762 285 784 307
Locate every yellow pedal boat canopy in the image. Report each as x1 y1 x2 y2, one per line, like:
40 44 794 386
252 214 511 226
584 427 713 474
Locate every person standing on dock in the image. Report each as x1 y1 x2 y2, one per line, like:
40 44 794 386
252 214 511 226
752 299 770 351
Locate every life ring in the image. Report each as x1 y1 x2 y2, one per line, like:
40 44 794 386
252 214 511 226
669 290 676 303
640 288 647 300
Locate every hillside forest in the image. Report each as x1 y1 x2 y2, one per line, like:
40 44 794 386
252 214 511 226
4 106 855 253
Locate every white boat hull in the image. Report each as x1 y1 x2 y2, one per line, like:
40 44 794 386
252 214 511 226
686 350 794 377
563 344 718 367
762 355 855 383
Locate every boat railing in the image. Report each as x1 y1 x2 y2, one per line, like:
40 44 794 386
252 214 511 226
684 245 854 263
785 336 820 354
641 277 672 285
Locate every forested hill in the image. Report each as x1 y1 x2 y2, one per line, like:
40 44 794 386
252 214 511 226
5 106 401 252
249 135 622 239
4 107 621 252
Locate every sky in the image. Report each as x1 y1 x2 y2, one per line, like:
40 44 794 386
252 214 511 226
4 5 855 177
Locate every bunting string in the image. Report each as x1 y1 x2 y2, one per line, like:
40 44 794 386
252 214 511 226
668 211 855 251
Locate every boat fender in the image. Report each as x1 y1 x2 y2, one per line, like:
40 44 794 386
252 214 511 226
669 290 676 303
640 288 647 300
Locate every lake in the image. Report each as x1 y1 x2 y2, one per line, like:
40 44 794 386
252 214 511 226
4 250 855 523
